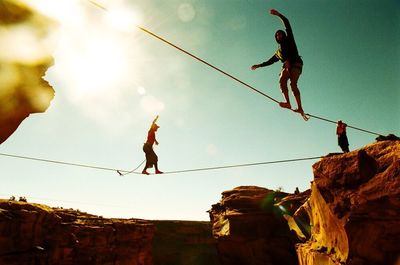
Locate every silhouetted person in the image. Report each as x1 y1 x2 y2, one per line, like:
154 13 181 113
294 187 300 194
142 115 163 175
336 120 350 153
251 9 305 116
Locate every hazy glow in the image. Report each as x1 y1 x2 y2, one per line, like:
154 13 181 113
0 1 57 64
104 7 141 32
58 35 129 99
0 65 19 95
137 86 146 95
17 0 162 125
140 95 165 114
178 3 196 22
21 0 84 26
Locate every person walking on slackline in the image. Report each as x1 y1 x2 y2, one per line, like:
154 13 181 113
142 115 163 175
251 9 307 120
336 120 350 153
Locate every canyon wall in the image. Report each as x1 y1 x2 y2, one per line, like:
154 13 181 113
0 200 155 265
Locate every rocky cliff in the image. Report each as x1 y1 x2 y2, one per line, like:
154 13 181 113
209 140 400 265
0 200 155 265
208 186 299 265
295 140 400 265
0 0 56 144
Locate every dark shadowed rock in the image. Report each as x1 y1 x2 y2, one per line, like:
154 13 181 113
0 200 155 265
375 134 400 141
208 186 298 265
152 220 220 265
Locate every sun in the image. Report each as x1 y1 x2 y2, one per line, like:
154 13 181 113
19 0 144 99
58 32 130 99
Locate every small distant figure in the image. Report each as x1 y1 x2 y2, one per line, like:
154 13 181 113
294 187 300 194
336 120 350 153
251 9 306 119
142 116 163 175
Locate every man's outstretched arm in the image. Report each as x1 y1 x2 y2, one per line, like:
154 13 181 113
251 55 279 70
270 9 292 34
151 115 159 126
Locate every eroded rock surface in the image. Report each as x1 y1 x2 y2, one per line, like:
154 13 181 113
0 200 155 265
208 186 298 265
297 140 400 265
209 140 399 265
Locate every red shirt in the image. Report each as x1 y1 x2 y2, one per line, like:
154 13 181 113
336 123 347 135
147 129 156 145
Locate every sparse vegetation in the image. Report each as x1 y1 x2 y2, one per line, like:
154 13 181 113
18 196 27 202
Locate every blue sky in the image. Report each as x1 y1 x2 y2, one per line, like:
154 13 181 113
1 0 399 220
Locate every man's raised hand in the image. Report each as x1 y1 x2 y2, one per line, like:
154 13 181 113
270 9 280 16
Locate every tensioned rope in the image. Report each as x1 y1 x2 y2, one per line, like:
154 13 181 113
0 152 128 173
86 0 383 137
0 152 321 175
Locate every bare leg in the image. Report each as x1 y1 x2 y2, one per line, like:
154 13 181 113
289 68 304 112
279 68 291 109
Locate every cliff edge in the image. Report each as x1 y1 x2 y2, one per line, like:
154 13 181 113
0 200 155 265
295 140 400 265
209 140 400 265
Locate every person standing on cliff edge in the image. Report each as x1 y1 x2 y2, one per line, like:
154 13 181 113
251 9 307 120
336 120 350 153
142 115 163 175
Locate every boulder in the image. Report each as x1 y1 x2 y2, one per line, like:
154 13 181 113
208 186 298 265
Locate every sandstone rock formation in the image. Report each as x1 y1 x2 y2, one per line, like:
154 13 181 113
294 140 400 265
0 200 155 265
0 0 56 144
209 140 399 265
208 186 298 265
152 220 220 265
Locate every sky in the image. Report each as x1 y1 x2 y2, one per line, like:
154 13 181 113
1 0 399 220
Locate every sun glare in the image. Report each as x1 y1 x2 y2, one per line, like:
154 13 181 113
60 35 129 98
21 0 84 26
14 0 165 126
104 8 142 32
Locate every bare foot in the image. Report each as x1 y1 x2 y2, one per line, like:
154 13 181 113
293 108 304 114
279 102 292 109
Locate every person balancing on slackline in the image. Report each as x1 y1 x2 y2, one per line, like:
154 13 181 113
142 115 163 175
251 9 308 120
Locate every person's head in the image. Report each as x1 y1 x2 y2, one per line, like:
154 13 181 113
152 123 160 131
275 30 286 43
337 120 343 125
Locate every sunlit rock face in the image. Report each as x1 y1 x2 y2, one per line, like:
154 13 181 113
209 141 399 265
0 0 55 144
208 186 298 265
0 200 155 265
297 140 400 265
